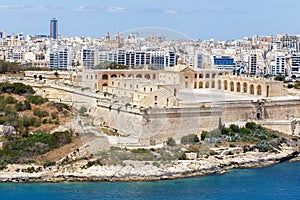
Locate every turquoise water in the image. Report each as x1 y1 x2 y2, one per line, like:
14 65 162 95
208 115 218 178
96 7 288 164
1 161 300 200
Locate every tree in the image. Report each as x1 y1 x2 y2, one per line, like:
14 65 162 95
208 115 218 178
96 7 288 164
274 75 285 81
15 102 24 111
78 106 88 116
166 137 176 146
181 134 200 145
201 131 207 140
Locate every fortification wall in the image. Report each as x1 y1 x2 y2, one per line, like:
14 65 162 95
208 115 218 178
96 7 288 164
92 105 222 145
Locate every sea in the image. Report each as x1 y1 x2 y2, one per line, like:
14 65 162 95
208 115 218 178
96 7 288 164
0 161 299 200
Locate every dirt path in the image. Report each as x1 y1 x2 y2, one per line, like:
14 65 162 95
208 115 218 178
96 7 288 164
37 136 83 163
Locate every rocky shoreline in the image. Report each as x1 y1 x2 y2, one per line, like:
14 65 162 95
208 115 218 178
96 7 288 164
0 148 298 183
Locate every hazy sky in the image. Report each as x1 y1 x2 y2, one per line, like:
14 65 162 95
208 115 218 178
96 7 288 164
0 0 299 40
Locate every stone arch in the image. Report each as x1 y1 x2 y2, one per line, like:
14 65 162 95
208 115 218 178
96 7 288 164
223 80 228 90
194 82 197 89
205 82 209 88
230 81 234 91
199 74 203 78
218 80 222 89
120 74 126 77
102 74 108 80
218 72 223 76
102 83 108 87
257 85 262 96
128 74 133 77
136 74 143 78
236 82 241 92
212 73 216 78
205 73 210 79
250 84 254 95
111 74 117 78
243 83 247 93
211 81 215 88
145 74 151 79
199 81 203 88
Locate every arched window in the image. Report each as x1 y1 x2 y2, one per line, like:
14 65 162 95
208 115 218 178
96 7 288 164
243 83 247 93
223 80 228 90
230 81 234 91
236 82 241 92
111 74 117 78
257 85 262 95
102 74 108 80
250 84 254 95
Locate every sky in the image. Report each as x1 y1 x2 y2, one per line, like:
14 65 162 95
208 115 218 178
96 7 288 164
0 0 300 40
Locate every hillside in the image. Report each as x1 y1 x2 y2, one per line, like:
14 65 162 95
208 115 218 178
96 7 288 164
0 82 76 169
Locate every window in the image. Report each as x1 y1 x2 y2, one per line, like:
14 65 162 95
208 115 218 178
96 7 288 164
154 96 157 101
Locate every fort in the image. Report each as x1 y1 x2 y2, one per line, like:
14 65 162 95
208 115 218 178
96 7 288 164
19 61 300 146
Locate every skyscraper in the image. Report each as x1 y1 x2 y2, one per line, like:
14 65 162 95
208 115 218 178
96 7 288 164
50 18 58 39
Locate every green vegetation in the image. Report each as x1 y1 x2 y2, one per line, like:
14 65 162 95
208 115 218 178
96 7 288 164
180 134 200 145
166 137 176 146
0 60 21 74
294 81 300 89
78 106 88 116
274 75 285 81
0 82 35 95
93 62 129 70
26 95 48 105
221 122 279 143
0 131 72 169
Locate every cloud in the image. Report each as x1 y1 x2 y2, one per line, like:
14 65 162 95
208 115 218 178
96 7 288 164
106 6 126 13
0 4 61 12
208 8 250 15
0 5 24 10
164 9 177 15
74 6 93 12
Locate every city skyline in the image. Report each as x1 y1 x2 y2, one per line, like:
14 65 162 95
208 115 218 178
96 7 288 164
0 0 299 40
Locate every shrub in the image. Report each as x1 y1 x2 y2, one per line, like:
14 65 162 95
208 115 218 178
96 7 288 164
188 144 201 153
78 106 88 116
288 84 294 89
166 137 176 146
201 131 207 140
208 150 218 156
274 75 285 81
42 118 48 124
5 96 16 104
130 148 151 154
33 120 41 127
245 122 256 130
26 95 48 105
15 102 24 111
51 112 58 119
43 160 56 168
23 100 31 110
229 124 240 133
0 82 34 95
33 108 49 118
54 118 59 125
180 134 200 145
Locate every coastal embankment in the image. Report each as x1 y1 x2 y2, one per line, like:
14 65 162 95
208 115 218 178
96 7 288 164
0 148 298 182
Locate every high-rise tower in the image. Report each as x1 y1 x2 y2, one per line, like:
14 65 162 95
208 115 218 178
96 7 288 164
50 18 58 39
